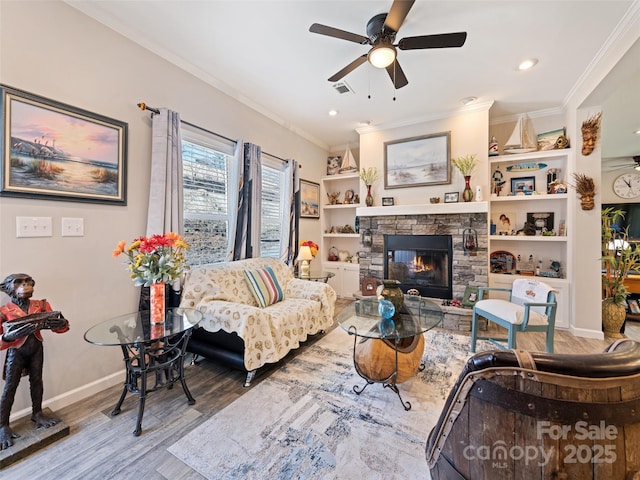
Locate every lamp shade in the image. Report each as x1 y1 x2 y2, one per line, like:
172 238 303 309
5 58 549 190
368 44 396 68
297 245 314 261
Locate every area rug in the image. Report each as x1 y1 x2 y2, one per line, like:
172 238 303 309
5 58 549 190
169 329 488 479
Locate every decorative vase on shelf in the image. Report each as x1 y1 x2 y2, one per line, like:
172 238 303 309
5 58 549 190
365 185 374 207
462 176 474 202
150 282 166 324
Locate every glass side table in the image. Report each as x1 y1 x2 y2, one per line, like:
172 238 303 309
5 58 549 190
337 296 443 410
294 271 336 283
84 308 202 436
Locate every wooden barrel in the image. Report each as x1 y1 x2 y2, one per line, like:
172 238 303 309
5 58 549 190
354 334 424 384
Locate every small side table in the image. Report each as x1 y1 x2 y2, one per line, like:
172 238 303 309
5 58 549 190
337 296 443 410
295 271 336 283
84 308 202 436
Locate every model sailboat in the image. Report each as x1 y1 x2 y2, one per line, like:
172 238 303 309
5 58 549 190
504 115 538 154
339 147 358 173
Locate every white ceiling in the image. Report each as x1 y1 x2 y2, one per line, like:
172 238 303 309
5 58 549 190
66 0 639 158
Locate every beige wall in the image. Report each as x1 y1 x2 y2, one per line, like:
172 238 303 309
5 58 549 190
358 107 490 205
0 1 327 418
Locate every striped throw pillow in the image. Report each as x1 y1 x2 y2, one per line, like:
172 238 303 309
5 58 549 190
244 266 284 308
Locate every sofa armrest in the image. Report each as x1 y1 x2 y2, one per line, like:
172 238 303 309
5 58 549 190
286 278 337 323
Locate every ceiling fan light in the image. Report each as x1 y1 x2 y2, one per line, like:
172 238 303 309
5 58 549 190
368 44 396 68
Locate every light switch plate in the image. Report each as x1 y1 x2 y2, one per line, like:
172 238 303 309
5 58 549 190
16 216 53 238
61 217 84 237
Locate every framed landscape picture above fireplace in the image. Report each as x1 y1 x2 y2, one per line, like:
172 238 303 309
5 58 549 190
383 132 451 189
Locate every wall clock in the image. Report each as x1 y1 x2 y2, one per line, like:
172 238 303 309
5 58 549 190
613 173 640 198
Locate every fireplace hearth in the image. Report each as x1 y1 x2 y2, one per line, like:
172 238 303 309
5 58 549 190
385 234 453 299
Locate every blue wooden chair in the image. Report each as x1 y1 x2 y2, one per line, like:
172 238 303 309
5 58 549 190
470 278 558 353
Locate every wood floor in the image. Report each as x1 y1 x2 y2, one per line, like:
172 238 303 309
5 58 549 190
3 299 638 479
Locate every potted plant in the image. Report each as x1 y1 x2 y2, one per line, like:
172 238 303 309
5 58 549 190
452 154 478 202
601 207 640 337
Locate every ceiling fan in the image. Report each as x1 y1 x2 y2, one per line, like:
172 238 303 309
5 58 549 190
309 0 467 89
607 155 640 171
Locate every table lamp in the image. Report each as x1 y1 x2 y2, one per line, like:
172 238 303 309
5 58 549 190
297 246 313 278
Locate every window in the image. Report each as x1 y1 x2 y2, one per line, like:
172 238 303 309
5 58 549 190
181 129 233 265
261 156 286 258
180 129 290 265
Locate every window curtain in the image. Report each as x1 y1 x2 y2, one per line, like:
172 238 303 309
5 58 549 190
145 108 184 236
280 159 300 264
230 142 262 260
140 108 183 311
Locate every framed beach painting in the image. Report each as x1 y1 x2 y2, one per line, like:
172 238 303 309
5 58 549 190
384 132 451 189
0 85 127 204
300 178 320 218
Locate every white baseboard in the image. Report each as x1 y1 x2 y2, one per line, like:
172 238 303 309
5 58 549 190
9 370 124 423
570 326 605 340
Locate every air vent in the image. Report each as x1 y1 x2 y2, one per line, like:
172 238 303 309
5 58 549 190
332 81 355 95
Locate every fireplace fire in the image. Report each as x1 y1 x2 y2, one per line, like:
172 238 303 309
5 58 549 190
384 234 453 299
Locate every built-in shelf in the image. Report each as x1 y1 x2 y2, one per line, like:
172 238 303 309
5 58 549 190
490 149 569 164
489 235 568 242
490 194 568 202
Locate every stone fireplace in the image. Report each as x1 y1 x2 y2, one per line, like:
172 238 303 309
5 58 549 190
357 207 488 301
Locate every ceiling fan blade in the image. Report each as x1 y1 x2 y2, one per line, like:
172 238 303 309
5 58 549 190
384 0 415 33
398 32 467 50
328 55 368 82
309 23 369 44
385 60 409 89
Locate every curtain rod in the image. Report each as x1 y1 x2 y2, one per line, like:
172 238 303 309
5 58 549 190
137 102 293 165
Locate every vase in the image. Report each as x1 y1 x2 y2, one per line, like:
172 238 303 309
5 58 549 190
462 176 474 202
380 279 404 323
365 185 374 207
602 301 626 338
150 282 166 324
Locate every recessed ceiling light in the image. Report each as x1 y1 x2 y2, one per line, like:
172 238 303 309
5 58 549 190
518 58 538 71
461 96 477 106
634 129 640 135
328 109 338 116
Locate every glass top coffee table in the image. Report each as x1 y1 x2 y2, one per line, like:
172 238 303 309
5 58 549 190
337 296 443 410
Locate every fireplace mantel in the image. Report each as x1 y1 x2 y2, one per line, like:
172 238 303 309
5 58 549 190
356 202 488 217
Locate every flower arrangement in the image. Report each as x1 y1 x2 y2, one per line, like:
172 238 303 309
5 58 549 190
300 240 319 257
358 167 380 186
113 232 189 286
452 154 478 177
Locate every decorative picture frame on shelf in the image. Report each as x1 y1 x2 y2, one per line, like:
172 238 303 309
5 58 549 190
537 128 566 151
526 212 554 233
0 84 128 205
300 179 320 218
383 131 451 189
461 285 480 308
444 192 459 203
326 156 341 175
491 211 515 235
511 176 536 195
382 197 394 206
628 299 640 315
